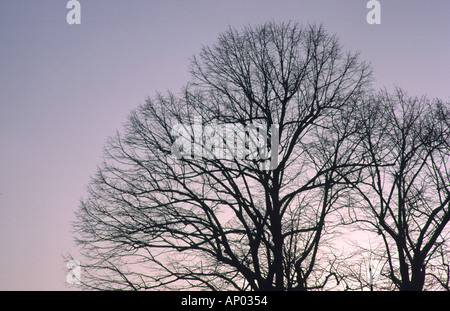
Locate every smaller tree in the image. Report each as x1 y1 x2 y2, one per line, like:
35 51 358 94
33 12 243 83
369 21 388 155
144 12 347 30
343 88 450 291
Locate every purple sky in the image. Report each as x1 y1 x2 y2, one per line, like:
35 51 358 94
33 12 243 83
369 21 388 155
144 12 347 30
0 0 448 290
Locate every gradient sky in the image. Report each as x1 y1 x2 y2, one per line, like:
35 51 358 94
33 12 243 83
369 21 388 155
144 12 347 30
0 0 448 290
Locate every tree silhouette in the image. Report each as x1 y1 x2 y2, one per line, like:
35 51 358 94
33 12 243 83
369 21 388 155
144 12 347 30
341 89 450 291
71 21 449 291
73 22 371 290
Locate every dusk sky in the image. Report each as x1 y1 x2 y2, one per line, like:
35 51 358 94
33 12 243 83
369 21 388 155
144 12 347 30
0 0 448 290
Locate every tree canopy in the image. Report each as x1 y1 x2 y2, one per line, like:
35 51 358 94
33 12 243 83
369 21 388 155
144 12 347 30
71 21 449 291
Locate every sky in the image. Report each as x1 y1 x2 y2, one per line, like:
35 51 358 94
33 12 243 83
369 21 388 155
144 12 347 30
0 0 448 291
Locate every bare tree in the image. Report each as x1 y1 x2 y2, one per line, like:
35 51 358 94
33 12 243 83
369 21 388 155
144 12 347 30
342 89 450 291
72 22 372 290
